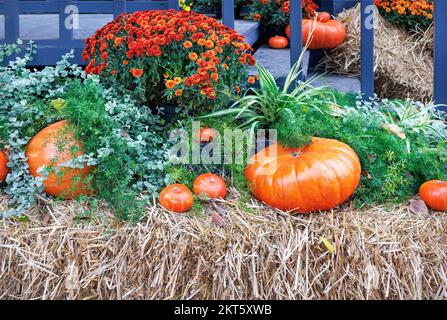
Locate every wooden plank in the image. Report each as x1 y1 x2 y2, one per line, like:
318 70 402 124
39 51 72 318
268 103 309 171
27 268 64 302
126 1 169 13
222 0 235 29
289 0 302 75
113 0 126 17
434 0 447 111
330 0 358 15
20 1 115 14
167 0 179 10
19 0 59 13
26 47 85 66
360 0 374 100
32 39 85 48
59 0 73 47
4 0 20 43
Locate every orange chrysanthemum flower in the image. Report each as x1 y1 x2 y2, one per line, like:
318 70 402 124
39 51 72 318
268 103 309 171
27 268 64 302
188 52 198 61
130 68 143 78
83 10 256 109
165 79 176 89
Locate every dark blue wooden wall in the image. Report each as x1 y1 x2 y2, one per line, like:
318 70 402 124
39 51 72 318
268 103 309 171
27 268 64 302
1 0 446 108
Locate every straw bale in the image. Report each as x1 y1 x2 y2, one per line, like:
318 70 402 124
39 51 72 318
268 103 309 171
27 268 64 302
1 191 447 300
321 5 433 102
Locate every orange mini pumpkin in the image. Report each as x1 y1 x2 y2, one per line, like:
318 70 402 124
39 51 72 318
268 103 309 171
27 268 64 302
193 173 227 199
26 120 94 199
245 138 361 213
419 180 447 211
285 12 346 50
316 11 331 23
197 127 218 143
268 36 289 49
159 184 194 213
0 150 8 182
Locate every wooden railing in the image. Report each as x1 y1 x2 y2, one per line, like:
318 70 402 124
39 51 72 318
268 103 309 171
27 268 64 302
289 0 446 109
0 0 446 108
0 1 182 65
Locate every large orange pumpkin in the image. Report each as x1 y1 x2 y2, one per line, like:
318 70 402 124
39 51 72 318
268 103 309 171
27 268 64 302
193 173 227 199
285 13 346 50
0 150 7 181
159 184 194 213
26 120 94 199
245 138 361 213
419 180 447 211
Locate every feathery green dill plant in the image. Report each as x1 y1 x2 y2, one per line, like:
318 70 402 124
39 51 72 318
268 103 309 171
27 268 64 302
274 90 447 206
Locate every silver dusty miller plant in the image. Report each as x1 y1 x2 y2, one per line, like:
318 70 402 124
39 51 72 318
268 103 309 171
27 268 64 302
0 41 83 218
1 41 171 220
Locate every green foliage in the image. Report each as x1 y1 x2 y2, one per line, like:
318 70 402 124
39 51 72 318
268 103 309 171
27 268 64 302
0 42 83 218
1 42 169 221
249 0 318 31
202 54 330 145
60 80 169 221
191 0 250 11
275 107 315 148
274 90 447 205
165 115 253 210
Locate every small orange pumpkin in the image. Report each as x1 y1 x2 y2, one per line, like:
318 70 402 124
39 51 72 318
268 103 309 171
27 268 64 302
268 36 289 49
419 180 447 211
285 12 346 49
193 173 227 199
316 11 331 23
0 150 8 182
245 138 361 213
26 120 94 199
197 127 218 143
159 184 194 213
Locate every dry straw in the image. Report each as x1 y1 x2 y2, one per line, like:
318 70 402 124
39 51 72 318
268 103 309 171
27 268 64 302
1 191 447 300
320 5 433 102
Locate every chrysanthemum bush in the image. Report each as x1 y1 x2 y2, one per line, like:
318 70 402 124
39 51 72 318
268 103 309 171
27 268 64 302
249 0 318 31
83 9 256 112
375 0 434 31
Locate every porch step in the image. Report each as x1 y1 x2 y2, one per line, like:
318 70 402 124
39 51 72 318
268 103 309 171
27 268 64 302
308 72 360 93
234 20 260 47
250 45 360 94
250 45 310 80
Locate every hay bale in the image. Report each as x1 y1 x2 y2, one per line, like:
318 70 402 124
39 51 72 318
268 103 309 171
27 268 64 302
321 5 433 102
1 193 447 300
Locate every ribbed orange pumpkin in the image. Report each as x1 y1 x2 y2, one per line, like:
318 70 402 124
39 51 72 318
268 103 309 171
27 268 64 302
285 13 346 49
419 180 447 211
0 150 8 182
159 184 194 213
245 138 361 213
26 120 94 199
193 173 227 199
